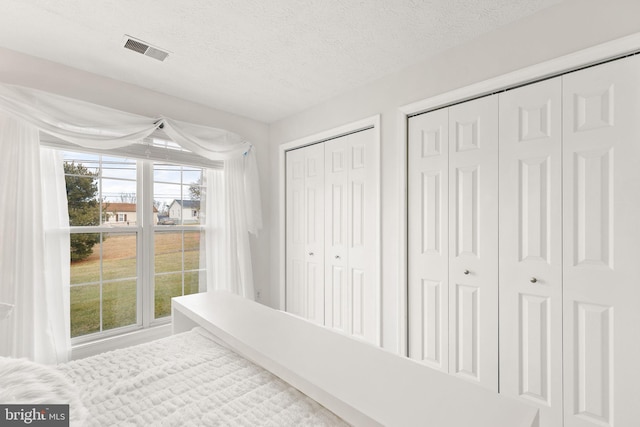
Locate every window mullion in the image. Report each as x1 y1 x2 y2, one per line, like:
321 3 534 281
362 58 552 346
99 232 104 333
139 160 154 327
99 157 104 332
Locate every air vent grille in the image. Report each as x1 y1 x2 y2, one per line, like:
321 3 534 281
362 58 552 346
124 38 149 54
123 35 169 62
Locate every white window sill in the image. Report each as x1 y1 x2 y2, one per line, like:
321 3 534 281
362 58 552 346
70 323 172 360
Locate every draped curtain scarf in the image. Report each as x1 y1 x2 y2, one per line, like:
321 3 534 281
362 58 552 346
0 83 262 363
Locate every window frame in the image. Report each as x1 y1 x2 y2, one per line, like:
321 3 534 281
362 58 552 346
53 137 218 346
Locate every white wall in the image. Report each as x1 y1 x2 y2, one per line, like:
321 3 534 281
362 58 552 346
0 48 272 303
268 0 640 352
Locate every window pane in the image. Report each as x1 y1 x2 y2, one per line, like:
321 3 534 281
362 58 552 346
63 152 100 175
154 231 183 318
69 232 138 338
182 168 202 185
102 178 137 202
154 163 204 226
178 191 201 225
184 231 201 271
155 232 183 274
154 164 182 183
65 174 100 227
102 234 137 331
69 232 101 265
102 233 137 281
102 279 137 331
64 153 139 228
154 273 183 319
184 271 200 296
102 179 137 227
101 156 136 180
154 230 203 319
69 231 101 335
70 284 100 338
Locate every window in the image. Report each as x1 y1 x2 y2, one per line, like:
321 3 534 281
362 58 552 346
63 150 207 342
153 162 206 320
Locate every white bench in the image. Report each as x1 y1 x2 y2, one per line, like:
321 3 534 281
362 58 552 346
172 291 538 427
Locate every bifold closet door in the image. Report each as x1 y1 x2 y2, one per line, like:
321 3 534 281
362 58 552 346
448 96 499 391
324 128 378 343
563 54 640 427
408 96 499 391
499 77 563 427
408 108 450 372
285 143 325 325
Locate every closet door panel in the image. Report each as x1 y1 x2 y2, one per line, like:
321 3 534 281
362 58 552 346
325 128 378 343
325 139 349 333
285 143 325 325
286 148 307 317
563 54 640 427
346 128 378 343
408 108 449 372
499 77 563 427
448 95 499 391
305 144 326 325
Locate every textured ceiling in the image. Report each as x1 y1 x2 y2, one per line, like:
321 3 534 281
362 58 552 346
0 0 562 123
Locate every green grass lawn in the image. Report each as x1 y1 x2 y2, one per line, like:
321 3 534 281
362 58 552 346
70 232 202 337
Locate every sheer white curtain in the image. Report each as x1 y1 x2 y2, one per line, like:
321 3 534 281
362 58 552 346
41 148 72 361
0 113 70 364
0 84 157 147
204 155 257 298
0 83 262 362
162 117 262 296
0 84 262 235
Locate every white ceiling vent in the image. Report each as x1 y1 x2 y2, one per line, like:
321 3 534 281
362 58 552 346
123 35 169 62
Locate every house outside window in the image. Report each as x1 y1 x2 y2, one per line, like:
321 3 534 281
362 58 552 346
105 204 158 226
167 199 200 224
62 150 207 341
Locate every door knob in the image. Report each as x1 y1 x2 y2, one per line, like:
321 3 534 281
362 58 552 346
335 255 341 259
530 277 538 283
463 269 470 275
308 252 314 256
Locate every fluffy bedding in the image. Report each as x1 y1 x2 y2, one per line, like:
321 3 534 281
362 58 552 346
0 356 89 425
56 328 348 426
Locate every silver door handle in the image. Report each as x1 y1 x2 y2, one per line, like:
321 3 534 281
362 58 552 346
530 277 538 283
335 255 341 259
463 269 470 275
308 252 314 256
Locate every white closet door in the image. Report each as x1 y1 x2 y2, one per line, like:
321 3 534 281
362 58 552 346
408 108 450 372
325 137 349 333
285 143 325 324
499 77 563 426
346 128 378 343
448 95 499 391
285 147 306 317
325 128 378 343
563 55 640 427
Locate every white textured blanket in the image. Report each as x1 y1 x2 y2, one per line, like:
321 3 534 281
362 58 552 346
57 328 348 426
